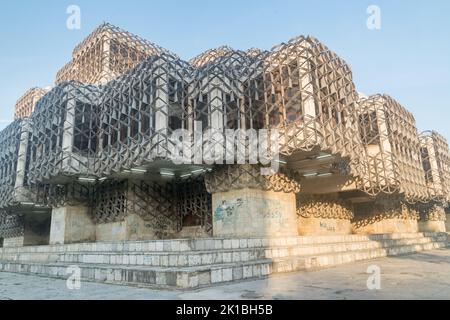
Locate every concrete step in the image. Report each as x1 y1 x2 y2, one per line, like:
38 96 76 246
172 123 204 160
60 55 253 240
0 235 448 289
0 235 446 267
0 232 442 254
271 241 448 273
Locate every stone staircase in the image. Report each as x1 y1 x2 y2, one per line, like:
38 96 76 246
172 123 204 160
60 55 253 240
0 232 448 289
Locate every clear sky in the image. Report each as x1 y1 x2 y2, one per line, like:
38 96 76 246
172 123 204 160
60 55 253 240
0 0 449 140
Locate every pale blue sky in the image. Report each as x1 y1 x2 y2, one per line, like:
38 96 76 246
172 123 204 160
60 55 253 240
0 0 449 140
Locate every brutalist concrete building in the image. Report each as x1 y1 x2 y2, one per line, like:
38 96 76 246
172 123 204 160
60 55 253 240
0 24 449 287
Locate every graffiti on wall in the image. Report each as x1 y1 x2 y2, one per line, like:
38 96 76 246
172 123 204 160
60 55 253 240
214 197 285 226
214 198 244 223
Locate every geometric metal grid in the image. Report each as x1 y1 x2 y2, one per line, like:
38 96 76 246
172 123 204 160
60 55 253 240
27 82 102 184
0 121 21 208
129 180 179 234
34 182 91 208
188 37 365 186
0 119 29 208
261 36 364 172
56 23 174 86
416 202 447 222
419 131 450 203
296 194 354 220
174 177 212 234
96 35 367 180
205 164 301 194
189 45 266 134
0 210 24 238
91 177 211 235
352 194 420 230
14 87 49 119
96 52 193 175
356 94 429 202
91 179 127 223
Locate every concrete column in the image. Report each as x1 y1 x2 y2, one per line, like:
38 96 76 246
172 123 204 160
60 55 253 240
60 97 78 177
153 63 169 158
418 204 447 233
95 214 160 242
352 199 419 234
204 77 224 164
14 119 31 202
302 54 316 118
419 220 446 233
212 188 298 238
50 205 96 245
206 165 301 238
297 194 353 236
101 37 112 84
446 207 450 232
421 135 443 196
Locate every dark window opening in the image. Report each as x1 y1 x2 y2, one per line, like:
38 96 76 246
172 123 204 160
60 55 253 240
73 101 97 155
359 111 380 145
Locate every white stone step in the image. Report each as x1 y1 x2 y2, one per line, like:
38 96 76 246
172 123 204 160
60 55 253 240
0 234 448 289
0 232 441 254
270 241 449 273
0 234 446 267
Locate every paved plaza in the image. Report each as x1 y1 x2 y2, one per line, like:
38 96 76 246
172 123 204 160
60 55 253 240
1 249 450 300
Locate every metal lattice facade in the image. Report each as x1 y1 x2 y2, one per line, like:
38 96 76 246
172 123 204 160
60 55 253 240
96 52 193 175
356 94 429 202
27 82 102 184
0 119 31 208
420 131 450 203
56 23 173 86
0 210 24 238
90 177 211 235
14 87 49 119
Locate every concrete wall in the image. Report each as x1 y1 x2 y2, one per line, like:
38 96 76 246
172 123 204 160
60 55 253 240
298 217 352 236
50 206 95 245
419 221 446 233
2 236 24 248
353 218 418 234
96 214 159 242
177 226 210 239
212 188 298 238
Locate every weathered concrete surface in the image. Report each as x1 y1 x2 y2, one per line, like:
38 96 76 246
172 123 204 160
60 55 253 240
298 217 352 236
212 188 297 238
50 206 95 245
353 218 419 235
418 220 446 233
2 236 24 248
96 214 159 242
1 248 450 300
